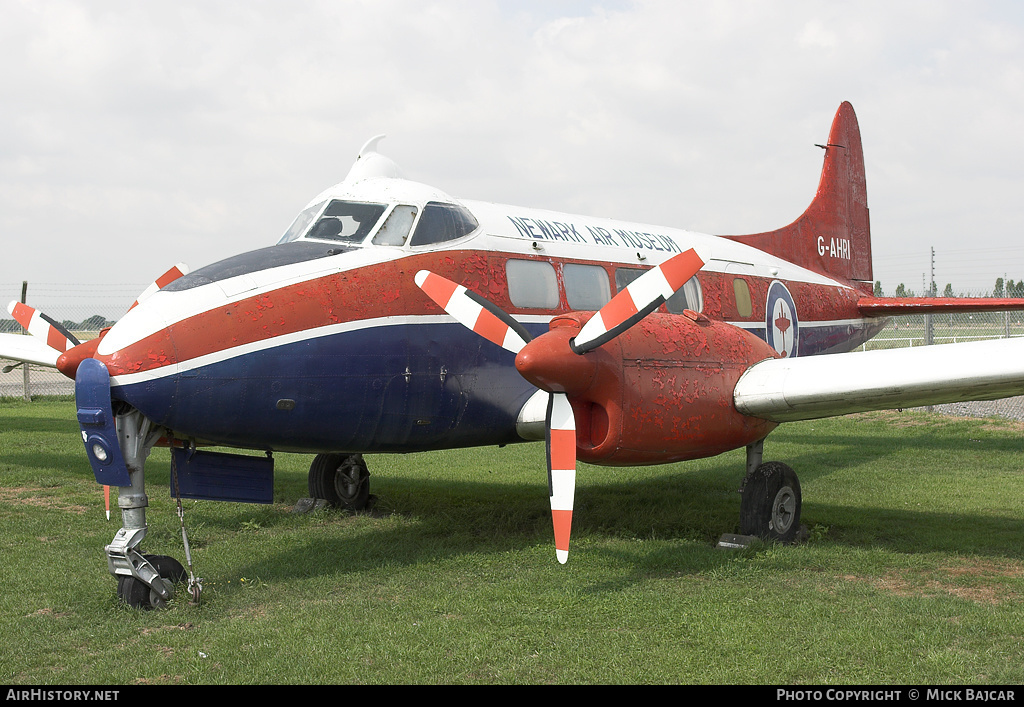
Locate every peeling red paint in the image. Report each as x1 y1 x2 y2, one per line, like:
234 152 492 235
516 311 779 467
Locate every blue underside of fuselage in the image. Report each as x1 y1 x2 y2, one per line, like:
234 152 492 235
116 321 546 454
112 319 881 454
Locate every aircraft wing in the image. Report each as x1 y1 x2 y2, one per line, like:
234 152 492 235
0 333 60 368
733 337 1024 422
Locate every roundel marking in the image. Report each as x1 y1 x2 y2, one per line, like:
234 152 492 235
765 281 799 358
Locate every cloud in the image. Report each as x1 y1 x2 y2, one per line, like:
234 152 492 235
2 0 1023 308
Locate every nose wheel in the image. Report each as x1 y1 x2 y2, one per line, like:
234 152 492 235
116 555 187 610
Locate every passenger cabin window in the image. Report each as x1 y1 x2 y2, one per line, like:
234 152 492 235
372 205 418 246
409 202 479 247
507 260 558 309
615 267 703 314
733 278 753 317
304 200 387 243
564 264 611 310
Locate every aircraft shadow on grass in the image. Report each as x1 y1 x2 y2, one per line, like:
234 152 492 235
217 434 1024 592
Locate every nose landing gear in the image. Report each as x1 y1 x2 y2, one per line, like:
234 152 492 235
103 409 193 610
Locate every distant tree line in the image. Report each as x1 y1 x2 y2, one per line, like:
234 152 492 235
0 315 116 334
992 278 1024 298
874 278 1024 298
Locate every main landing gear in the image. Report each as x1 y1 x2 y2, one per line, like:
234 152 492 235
307 453 372 511
738 439 803 544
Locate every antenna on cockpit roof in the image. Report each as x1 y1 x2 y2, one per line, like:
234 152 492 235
358 134 387 158
344 134 403 182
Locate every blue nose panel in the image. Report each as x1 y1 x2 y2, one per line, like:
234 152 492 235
75 358 132 487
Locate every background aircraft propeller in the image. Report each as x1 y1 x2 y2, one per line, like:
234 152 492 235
128 263 189 311
415 249 704 563
7 301 81 353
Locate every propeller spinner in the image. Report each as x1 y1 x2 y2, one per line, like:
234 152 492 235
415 249 704 563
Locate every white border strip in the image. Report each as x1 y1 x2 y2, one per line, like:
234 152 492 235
110 314 553 387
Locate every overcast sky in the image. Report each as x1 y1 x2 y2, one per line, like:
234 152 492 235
4 0 1024 315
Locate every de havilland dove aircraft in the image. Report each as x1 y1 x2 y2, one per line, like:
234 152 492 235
5 102 1024 609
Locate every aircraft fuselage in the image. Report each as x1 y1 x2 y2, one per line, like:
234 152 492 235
87 177 883 461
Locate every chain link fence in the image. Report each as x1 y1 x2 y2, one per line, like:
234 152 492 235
861 310 1024 351
1 281 144 398
4 283 1024 419
861 310 1024 421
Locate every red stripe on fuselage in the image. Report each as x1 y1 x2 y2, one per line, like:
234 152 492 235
99 250 867 378
102 253 497 377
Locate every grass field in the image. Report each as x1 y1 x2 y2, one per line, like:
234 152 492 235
1 398 1023 685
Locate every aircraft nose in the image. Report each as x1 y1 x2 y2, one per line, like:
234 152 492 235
90 308 179 383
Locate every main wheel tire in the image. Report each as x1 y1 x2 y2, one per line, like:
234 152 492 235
308 453 370 511
740 461 802 543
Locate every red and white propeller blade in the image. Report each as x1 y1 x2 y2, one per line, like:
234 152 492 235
572 249 704 354
129 263 189 311
416 270 578 562
6 301 80 353
415 270 532 354
415 255 703 565
546 393 576 564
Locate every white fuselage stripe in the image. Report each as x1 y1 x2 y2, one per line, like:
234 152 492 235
728 318 868 330
109 314 554 387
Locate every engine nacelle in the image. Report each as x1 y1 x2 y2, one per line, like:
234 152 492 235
541 311 780 466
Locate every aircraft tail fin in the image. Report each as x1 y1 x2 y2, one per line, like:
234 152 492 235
721 102 872 289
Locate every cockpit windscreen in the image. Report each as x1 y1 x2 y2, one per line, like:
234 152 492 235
277 200 387 245
306 200 387 242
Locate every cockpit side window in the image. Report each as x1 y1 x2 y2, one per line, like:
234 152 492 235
305 200 387 243
278 200 327 245
408 202 479 247
372 205 418 246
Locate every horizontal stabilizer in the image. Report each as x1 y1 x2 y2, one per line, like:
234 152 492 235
734 337 1024 422
859 296 1024 317
0 333 60 368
